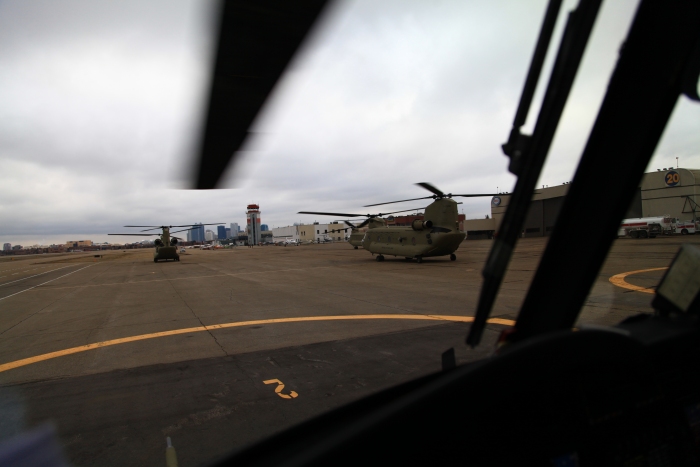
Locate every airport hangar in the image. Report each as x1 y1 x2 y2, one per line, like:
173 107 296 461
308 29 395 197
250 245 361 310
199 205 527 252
464 168 700 239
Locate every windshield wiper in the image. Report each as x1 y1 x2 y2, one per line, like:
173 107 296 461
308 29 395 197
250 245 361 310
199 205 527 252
510 0 700 340
467 0 602 347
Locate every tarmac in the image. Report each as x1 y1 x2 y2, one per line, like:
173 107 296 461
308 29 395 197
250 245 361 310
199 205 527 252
0 236 692 466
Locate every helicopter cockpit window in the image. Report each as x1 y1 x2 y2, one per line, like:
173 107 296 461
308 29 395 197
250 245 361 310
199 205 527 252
3 1 700 466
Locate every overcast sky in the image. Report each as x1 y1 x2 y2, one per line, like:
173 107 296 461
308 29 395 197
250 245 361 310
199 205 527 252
1 0 698 246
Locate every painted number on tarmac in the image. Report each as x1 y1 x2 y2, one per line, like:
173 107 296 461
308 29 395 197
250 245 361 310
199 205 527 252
263 379 298 399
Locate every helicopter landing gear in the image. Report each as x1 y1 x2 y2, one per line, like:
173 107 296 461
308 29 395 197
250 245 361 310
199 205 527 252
416 256 423 264
154 259 158 263
450 254 456 261
354 246 358 249
405 257 412 261
376 255 385 262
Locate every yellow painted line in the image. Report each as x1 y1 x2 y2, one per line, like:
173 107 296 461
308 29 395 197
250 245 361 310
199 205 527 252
609 267 668 294
0 314 515 374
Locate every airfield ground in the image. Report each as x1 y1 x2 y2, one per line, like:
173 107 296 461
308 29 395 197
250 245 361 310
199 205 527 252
0 236 692 466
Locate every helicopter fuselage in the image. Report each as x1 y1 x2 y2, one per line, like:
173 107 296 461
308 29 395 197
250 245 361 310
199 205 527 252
348 230 365 247
361 198 465 261
154 227 180 262
362 228 465 259
348 217 386 248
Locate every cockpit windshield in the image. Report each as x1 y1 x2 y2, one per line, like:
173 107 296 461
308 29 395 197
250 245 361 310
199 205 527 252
1 1 699 466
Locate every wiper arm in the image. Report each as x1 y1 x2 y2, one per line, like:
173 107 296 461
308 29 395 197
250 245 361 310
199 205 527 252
467 0 602 347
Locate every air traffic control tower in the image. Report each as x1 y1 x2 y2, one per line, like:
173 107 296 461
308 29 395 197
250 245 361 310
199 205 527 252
246 204 261 245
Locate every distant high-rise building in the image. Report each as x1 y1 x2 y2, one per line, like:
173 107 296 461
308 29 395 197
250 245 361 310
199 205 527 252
205 229 214 241
225 228 231 238
190 223 205 242
2 243 10 251
261 224 269 231
217 225 227 240
246 204 261 245
230 223 239 238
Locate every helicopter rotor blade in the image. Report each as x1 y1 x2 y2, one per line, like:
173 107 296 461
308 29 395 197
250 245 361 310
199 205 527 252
108 234 161 236
170 228 198 234
451 193 501 198
121 223 226 233
298 211 366 217
416 182 445 197
167 223 225 228
357 218 371 228
344 220 357 228
378 207 428 216
363 196 434 207
193 0 332 189
299 207 423 218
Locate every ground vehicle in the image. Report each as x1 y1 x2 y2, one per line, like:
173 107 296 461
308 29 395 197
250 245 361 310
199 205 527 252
619 216 673 238
674 219 696 235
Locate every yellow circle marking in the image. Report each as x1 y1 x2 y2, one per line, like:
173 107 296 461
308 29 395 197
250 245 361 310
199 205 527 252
609 267 668 294
0 314 514 374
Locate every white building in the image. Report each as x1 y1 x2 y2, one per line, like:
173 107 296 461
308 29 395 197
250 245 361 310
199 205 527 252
230 223 239 238
205 229 215 241
272 225 299 243
313 223 347 242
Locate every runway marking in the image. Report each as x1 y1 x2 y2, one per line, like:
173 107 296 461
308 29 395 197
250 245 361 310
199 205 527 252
0 266 49 274
263 379 298 399
0 265 73 288
609 267 668 294
45 266 336 290
0 265 94 302
0 314 515 373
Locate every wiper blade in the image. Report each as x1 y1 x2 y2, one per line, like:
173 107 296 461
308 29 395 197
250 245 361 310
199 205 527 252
467 0 602 347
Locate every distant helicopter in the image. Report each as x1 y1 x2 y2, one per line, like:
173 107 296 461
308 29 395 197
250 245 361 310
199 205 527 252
301 183 497 262
108 224 223 262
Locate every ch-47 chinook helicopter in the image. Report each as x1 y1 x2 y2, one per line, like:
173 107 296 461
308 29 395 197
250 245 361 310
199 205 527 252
108 224 223 262
300 183 497 262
